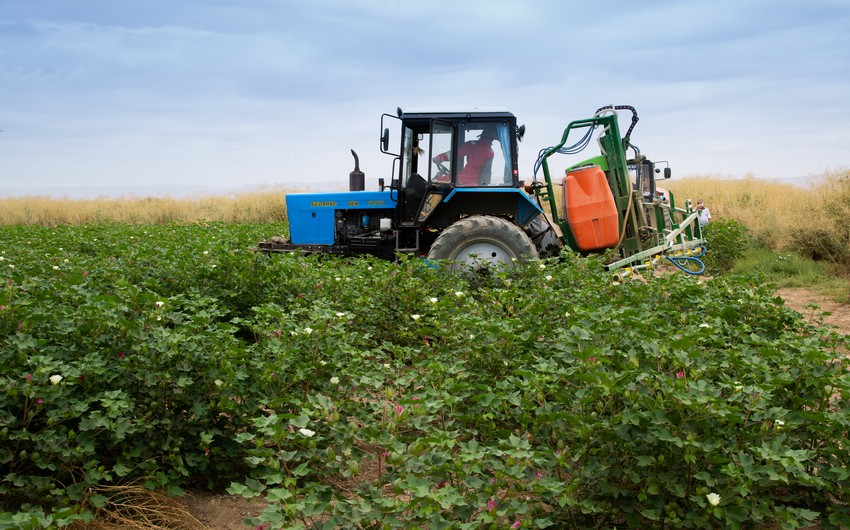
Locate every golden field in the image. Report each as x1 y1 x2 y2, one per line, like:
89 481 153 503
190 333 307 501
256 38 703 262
665 168 850 263
0 185 293 226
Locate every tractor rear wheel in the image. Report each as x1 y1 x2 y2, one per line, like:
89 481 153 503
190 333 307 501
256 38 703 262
427 215 538 271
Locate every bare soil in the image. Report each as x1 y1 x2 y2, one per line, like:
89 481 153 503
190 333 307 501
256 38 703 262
175 288 849 530
776 288 850 336
180 492 268 530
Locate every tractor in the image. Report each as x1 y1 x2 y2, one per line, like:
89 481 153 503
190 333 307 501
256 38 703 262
259 105 706 274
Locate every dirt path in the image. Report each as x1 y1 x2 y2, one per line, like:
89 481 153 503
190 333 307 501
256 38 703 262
181 492 267 530
776 288 850 336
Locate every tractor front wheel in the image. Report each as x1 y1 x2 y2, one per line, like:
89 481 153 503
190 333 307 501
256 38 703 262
427 215 538 271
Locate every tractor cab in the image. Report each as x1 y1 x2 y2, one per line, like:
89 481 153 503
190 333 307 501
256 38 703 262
379 108 541 257
381 109 525 222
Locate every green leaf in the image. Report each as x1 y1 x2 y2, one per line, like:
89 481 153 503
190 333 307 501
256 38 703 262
89 494 109 509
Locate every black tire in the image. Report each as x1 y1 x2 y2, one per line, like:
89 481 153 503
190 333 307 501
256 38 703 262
427 215 538 271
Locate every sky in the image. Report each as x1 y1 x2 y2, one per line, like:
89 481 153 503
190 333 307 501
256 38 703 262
1 0 849 195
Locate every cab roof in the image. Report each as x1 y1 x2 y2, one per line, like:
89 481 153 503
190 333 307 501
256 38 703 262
398 107 515 120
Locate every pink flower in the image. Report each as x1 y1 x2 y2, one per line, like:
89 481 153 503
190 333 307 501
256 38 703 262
117 352 125 359
35 398 43 404
487 499 495 511
676 371 685 379
535 470 543 480
25 373 32 381
395 405 404 415
588 356 597 362
511 520 522 529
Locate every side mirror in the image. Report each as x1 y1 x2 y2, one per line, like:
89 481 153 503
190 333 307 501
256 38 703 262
517 124 526 142
664 167 672 179
381 128 390 152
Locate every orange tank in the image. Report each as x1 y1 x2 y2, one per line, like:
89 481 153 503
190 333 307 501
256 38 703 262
562 165 620 251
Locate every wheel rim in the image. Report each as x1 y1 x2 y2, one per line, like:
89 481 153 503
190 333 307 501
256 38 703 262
450 239 517 270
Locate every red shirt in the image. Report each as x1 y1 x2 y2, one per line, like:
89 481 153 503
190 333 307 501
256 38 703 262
435 140 494 186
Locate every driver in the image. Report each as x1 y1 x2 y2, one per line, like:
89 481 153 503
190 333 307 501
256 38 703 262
433 126 498 186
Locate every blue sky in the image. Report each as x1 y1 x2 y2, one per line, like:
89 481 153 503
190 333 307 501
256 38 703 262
1 0 848 194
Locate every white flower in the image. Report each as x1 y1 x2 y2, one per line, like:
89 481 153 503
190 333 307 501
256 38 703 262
8 264 14 269
733 382 743 392
539 263 546 269
775 419 785 430
335 277 341 281
706 492 721 506
367 266 373 271
545 275 552 281
411 314 421 321
214 379 224 387
699 323 711 328
330 376 340 385
49 375 63 385
298 428 315 438
383 363 391 369
429 297 438 303
336 312 346 317
564 311 571 317
454 291 464 298
63 259 69 263
290 330 298 336
319 360 327 365
155 301 165 308
203 251 209 255
52 265 59 270
303 327 313 335
211 264 217 268
0 256 4 261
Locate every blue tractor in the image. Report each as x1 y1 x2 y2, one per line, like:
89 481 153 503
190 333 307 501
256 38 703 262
259 106 706 274
260 108 552 270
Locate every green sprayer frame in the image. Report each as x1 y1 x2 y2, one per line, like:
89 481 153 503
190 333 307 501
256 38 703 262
534 109 706 273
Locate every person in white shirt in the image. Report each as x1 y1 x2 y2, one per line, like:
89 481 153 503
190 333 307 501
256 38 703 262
696 198 711 227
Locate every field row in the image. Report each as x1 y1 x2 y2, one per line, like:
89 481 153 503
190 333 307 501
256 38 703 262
1 223 848 529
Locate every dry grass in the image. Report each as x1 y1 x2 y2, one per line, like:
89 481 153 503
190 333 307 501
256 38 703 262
666 168 850 262
74 483 210 530
0 185 299 226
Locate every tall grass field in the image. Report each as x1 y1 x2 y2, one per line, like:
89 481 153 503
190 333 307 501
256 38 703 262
664 168 850 266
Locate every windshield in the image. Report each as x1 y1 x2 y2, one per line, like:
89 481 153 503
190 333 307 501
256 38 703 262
449 121 512 187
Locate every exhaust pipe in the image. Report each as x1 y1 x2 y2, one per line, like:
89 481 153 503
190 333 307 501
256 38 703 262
349 149 365 191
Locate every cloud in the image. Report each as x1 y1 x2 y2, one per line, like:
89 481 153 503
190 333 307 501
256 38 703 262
0 0 848 192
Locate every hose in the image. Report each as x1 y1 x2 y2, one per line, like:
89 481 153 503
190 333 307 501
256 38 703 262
665 255 705 275
532 126 595 180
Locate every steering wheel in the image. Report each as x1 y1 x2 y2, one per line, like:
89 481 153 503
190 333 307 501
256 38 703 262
434 160 450 180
